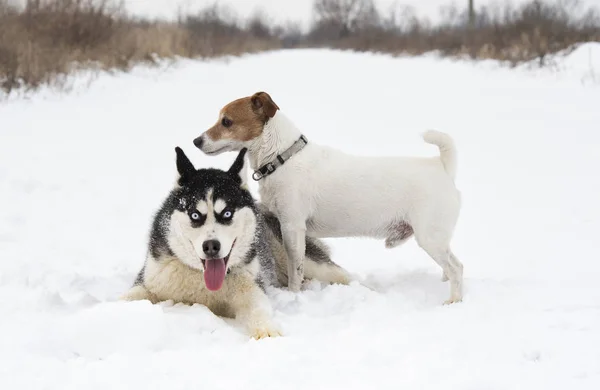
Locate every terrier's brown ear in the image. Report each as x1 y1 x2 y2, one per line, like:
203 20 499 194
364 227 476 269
251 92 280 118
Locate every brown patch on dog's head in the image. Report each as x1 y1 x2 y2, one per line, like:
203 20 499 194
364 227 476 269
205 92 280 143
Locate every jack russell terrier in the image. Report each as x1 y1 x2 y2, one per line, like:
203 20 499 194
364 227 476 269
194 92 464 304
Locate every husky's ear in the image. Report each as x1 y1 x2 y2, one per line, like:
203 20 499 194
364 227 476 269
175 147 196 186
228 148 249 187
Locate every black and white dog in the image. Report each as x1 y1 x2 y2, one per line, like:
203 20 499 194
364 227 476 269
121 147 351 339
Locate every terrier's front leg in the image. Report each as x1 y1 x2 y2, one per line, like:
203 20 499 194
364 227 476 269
281 223 306 292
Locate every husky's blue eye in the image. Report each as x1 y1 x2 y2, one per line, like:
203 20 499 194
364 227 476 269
223 210 233 219
190 212 201 220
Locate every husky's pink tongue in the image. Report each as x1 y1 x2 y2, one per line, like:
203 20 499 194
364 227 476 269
204 258 226 291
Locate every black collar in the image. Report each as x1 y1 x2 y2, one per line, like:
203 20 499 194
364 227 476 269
252 135 308 181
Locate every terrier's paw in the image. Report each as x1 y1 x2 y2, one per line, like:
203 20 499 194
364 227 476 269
443 297 463 305
288 280 303 292
249 324 283 340
285 278 306 292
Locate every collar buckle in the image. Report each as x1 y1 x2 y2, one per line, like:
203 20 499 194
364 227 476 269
252 135 307 182
252 171 264 181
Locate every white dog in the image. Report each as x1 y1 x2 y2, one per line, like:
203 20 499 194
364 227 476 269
194 92 464 304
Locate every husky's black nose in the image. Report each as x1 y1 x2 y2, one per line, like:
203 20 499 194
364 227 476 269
202 239 221 257
193 136 204 149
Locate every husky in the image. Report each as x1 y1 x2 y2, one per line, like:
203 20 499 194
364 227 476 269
120 147 351 339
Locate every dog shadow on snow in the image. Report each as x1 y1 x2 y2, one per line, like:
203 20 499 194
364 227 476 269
267 268 453 317
357 269 454 307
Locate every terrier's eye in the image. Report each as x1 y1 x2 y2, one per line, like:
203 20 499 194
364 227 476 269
221 118 233 127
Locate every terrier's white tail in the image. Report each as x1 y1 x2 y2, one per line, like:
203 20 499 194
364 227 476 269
422 130 457 180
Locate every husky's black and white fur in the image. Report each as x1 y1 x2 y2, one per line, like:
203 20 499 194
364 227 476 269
121 148 350 339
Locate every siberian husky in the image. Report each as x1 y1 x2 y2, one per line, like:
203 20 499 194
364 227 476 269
193 91 464 304
121 147 351 339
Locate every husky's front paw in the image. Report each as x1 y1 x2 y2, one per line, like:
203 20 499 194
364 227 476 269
249 324 283 340
120 285 154 302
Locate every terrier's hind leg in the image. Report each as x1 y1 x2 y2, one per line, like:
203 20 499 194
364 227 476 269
415 232 463 304
441 252 463 282
422 246 463 304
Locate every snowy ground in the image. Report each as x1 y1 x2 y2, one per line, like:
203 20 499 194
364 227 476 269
2 46 600 389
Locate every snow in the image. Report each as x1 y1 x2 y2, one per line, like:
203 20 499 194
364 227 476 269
1 46 600 389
